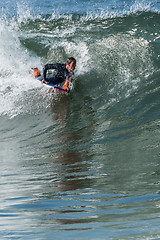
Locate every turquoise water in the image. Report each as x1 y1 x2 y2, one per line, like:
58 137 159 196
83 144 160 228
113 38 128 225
0 0 160 239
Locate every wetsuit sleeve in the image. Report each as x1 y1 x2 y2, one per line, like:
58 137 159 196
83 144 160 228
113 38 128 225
43 64 60 81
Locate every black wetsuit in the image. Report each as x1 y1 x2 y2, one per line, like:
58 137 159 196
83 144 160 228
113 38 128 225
43 63 70 85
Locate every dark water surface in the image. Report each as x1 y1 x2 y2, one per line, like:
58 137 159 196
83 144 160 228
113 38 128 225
0 0 160 239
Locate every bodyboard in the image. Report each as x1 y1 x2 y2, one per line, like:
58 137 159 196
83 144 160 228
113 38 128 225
33 68 69 94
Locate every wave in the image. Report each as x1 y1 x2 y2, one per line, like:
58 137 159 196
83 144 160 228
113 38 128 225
0 0 159 18
0 5 160 119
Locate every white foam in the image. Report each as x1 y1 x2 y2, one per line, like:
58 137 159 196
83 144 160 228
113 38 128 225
80 0 158 20
0 18 41 117
17 2 32 23
130 0 156 13
92 33 154 102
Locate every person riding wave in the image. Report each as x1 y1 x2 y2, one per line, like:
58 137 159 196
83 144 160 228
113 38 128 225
34 57 76 93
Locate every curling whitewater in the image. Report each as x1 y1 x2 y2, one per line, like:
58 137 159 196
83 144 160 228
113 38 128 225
0 3 160 240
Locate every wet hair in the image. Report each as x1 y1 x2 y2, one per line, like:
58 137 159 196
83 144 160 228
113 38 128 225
66 57 76 66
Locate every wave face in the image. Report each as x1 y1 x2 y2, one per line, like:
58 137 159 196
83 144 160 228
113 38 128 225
0 1 160 239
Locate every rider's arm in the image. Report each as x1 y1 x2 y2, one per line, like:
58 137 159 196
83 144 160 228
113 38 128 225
62 72 74 92
62 78 70 92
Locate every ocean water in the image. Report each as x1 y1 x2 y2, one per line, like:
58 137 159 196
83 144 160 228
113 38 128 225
0 0 160 239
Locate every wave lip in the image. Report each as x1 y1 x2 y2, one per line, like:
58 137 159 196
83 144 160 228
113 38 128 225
0 0 160 20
